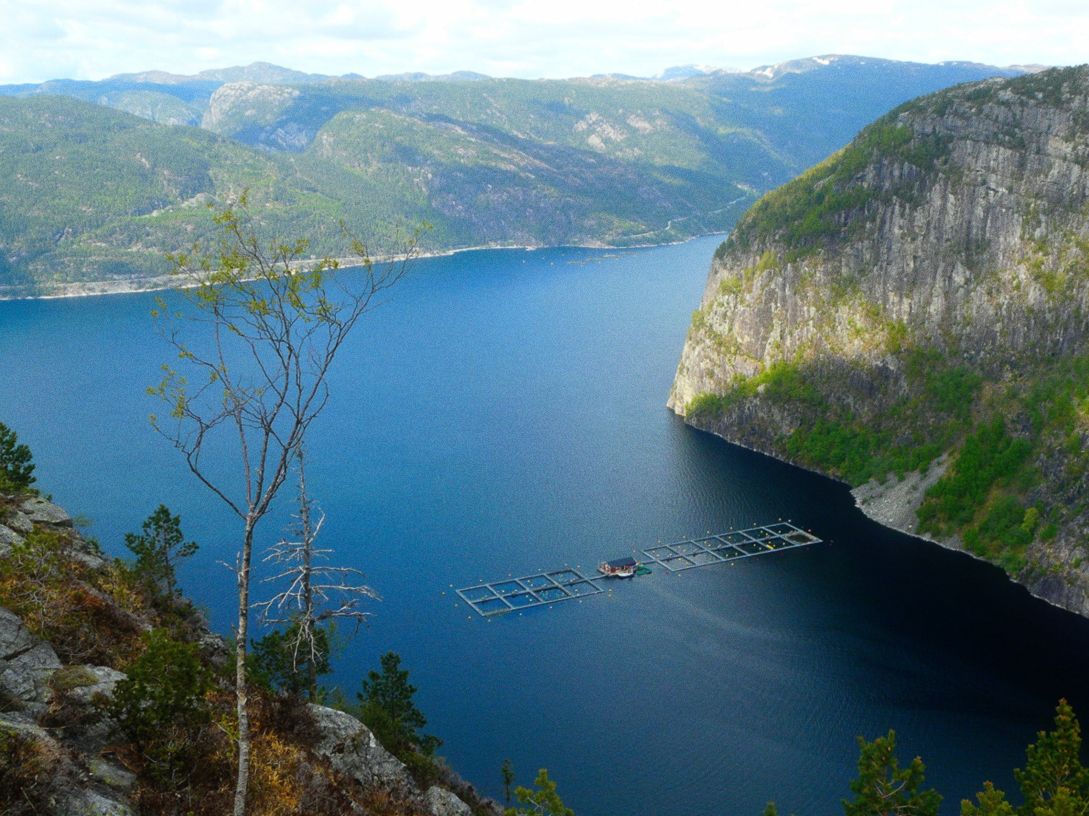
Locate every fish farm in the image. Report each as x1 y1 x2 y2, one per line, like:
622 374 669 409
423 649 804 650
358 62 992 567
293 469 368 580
455 521 821 618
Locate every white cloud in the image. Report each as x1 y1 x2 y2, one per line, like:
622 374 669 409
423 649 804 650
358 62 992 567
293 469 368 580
1 0 1087 84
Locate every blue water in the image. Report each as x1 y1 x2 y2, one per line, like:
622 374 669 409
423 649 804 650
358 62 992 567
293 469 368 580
4 236 1089 815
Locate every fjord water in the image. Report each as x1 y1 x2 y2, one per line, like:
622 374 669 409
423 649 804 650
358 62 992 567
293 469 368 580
4 236 1089 815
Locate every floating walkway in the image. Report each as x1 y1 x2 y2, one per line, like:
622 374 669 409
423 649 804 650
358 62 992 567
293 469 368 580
455 521 821 618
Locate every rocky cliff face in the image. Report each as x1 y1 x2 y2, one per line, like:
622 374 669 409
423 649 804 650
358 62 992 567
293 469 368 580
669 66 1089 616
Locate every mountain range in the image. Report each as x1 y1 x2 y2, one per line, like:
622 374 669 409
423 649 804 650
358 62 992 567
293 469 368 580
0 56 1026 296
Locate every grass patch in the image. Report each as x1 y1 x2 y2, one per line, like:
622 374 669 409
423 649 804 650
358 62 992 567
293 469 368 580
687 360 824 419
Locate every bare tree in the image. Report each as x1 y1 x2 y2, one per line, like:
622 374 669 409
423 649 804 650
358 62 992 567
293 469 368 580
254 444 378 700
150 197 416 816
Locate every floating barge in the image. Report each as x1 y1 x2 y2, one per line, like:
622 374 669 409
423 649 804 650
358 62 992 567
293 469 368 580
598 556 638 578
455 521 821 618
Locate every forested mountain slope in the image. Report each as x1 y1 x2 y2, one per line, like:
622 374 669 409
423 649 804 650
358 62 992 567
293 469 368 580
0 56 1021 296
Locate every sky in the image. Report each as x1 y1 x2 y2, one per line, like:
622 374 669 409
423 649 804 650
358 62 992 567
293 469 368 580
2 0 1087 85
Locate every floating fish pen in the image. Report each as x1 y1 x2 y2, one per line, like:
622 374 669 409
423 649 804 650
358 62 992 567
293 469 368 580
641 522 819 572
455 521 821 618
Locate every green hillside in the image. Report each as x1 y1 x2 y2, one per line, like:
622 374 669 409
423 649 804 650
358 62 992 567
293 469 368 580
0 57 1024 296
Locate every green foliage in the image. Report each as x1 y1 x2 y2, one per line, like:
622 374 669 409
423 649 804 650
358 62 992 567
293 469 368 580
1004 66 1084 107
842 730 942 816
922 366 983 422
505 769 574 816
786 419 945 485
959 701 1089 816
123 504 197 601
1014 700 1089 816
0 421 35 492
769 701 1089 816
109 629 212 785
357 651 441 759
963 496 1034 570
249 622 331 697
918 418 1032 540
961 782 1015 816
687 360 823 419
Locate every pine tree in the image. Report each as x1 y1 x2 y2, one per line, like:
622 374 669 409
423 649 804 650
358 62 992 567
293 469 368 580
1014 699 1089 816
505 769 573 816
961 781 1015 816
0 422 35 492
842 730 941 816
357 651 440 757
124 504 197 601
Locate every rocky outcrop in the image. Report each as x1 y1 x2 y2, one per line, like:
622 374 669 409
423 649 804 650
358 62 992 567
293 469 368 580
0 714 135 816
426 785 474 816
0 607 61 712
306 704 481 816
20 497 73 527
0 492 489 815
307 704 416 793
669 66 1089 616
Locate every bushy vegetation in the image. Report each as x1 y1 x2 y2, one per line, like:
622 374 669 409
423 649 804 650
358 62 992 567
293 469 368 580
0 494 507 815
687 360 824 419
0 723 62 816
690 351 984 485
249 622 332 698
109 629 213 786
504 769 573 816
785 419 948 486
684 343 1089 576
918 418 1033 533
765 700 1088 816
356 650 443 783
124 504 198 603
0 528 146 663
0 421 35 492
841 729 941 816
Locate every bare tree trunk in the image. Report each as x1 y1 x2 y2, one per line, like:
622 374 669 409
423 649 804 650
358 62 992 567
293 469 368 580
233 517 256 816
297 450 318 701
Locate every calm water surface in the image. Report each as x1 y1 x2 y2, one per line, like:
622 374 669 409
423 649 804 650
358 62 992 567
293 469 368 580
4 236 1089 815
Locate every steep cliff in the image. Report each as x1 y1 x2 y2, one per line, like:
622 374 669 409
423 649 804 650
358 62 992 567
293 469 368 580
669 66 1089 615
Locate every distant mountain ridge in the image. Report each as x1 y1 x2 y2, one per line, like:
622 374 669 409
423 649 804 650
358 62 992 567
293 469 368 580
0 56 1028 296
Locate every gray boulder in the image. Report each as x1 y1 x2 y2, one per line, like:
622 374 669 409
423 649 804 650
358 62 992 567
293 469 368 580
0 523 23 555
52 664 126 706
5 509 33 533
20 496 73 527
58 789 135 816
0 607 60 709
47 665 127 756
88 756 138 792
307 703 414 793
426 785 474 816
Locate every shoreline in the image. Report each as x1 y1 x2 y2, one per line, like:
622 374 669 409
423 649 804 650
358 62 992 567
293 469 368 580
676 411 1088 621
0 233 721 303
